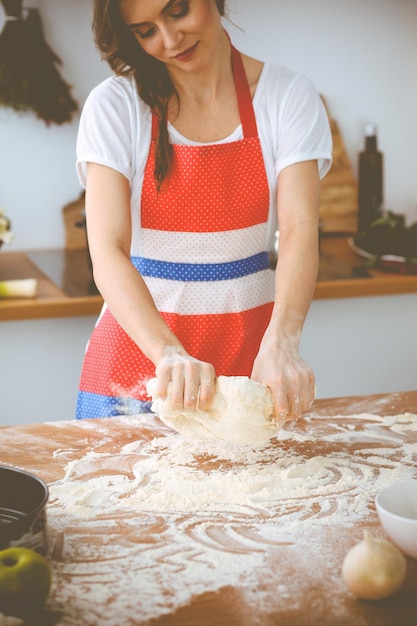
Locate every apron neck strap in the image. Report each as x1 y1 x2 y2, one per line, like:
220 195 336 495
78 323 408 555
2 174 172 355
151 33 258 140
230 43 258 139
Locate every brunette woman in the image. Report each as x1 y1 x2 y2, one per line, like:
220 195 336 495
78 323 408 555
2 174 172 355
76 0 332 422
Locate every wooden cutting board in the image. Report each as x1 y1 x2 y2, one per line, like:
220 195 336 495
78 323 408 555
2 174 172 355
320 98 358 233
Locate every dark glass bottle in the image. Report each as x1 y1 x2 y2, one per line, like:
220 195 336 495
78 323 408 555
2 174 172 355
358 124 383 232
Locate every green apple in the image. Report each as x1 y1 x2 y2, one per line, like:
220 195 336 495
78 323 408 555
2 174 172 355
0 547 52 618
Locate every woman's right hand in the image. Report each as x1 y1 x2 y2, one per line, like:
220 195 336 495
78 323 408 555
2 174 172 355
154 348 216 412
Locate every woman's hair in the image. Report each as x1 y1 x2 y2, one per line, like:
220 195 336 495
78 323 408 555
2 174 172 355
93 0 227 189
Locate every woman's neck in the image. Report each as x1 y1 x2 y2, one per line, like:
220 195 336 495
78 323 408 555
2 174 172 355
167 29 233 109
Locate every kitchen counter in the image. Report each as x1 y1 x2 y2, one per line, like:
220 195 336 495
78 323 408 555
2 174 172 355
0 391 416 625
1 238 417 321
0 249 102 321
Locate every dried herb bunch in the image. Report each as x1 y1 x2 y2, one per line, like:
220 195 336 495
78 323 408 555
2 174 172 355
0 1 78 124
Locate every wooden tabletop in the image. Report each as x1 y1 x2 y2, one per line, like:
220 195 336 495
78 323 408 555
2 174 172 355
1 391 416 625
1 239 417 321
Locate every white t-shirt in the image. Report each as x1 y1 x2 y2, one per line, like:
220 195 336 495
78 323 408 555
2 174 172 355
76 62 332 253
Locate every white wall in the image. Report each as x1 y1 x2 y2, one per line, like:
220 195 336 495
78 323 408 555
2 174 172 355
1 0 417 251
227 0 417 222
0 0 110 251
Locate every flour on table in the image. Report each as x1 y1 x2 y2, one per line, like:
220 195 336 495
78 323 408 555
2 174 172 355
46 410 417 626
147 375 278 445
49 412 417 521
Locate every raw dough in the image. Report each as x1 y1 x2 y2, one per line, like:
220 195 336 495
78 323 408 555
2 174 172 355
147 376 279 445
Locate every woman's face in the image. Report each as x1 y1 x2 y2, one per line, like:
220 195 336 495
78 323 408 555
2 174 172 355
118 0 223 71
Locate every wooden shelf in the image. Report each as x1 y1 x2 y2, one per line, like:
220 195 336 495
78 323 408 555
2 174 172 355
1 240 417 321
314 236 417 299
0 250 103 321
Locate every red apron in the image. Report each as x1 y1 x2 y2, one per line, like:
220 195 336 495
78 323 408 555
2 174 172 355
77 45 274 418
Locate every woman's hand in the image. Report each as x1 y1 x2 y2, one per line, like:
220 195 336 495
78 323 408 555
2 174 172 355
155 348 216 412
251 335 315 426
255 160 321 426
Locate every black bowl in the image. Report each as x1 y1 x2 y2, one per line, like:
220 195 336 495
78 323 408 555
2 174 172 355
0 466 49 555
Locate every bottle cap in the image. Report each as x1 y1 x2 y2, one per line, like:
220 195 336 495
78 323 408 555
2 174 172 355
364 123 377 137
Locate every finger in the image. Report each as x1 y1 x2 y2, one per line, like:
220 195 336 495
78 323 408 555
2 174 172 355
155 368 171 400
286 376 304 419
273 389 290 426
296 372 316 414
311 381 318 404
288 389 303 419
197 366 216 411
183 376 199 411
299 371 315 413
170 373 185 410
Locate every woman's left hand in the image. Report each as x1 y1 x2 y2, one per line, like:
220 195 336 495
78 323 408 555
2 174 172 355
251 335 315 426
254 160 321 425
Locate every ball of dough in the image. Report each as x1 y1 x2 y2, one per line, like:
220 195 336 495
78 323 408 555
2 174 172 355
147 376 279 445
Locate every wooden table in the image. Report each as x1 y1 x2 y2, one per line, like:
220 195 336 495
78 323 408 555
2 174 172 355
1 392 417 625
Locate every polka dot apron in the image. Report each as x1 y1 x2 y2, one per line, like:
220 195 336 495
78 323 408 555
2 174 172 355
76 45 275 418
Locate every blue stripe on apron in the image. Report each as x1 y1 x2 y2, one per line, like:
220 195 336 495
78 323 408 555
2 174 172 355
131 251 270 282
76 391 152 419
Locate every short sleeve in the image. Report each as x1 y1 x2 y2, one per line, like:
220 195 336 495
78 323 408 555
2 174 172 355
76 76 137 187
273 73 332 179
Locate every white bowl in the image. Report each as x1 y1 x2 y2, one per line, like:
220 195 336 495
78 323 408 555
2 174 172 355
376 479 417 559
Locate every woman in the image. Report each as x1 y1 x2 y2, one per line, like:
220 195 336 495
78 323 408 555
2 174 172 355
76 0 332 423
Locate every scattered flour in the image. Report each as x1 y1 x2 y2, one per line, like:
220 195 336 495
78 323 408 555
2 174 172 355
46 411 417 625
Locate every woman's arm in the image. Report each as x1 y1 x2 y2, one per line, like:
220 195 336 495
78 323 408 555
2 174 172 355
85 163 215 409
251 159 320 424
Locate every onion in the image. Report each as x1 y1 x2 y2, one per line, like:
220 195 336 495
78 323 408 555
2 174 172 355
342 531 407 600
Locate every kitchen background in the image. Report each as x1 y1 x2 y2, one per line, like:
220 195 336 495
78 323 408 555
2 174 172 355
1 0 417 425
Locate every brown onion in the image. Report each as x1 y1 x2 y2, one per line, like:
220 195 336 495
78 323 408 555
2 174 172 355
342 531 407 600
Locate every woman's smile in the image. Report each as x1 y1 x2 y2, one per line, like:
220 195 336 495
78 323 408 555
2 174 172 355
172 41 199 61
